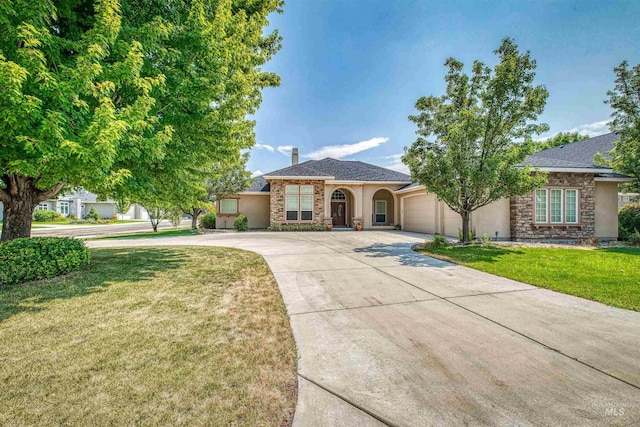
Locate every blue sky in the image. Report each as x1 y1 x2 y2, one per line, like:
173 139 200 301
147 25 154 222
247 0 640 176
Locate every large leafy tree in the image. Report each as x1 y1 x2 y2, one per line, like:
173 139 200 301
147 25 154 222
535 132 588 152
606 60 640 190
403 38 549 241
105 0 282 220
0 0 282 241
0 0 166 241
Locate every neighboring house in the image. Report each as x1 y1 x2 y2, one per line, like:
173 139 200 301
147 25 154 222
0 189 148 221
618 193 639 208
218 134 632 240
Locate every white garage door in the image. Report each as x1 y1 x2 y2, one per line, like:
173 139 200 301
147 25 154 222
402 193 437 233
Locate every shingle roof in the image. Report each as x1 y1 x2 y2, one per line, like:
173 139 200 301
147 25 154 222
265 158 412 182
245 158 411 192
247 175 270 192
522 133 619 169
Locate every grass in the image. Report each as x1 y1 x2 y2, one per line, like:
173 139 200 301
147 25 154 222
419 245 640 311
0 247 297 426
93 227 200 240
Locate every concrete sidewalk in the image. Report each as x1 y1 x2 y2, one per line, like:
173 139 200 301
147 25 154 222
88 231 640 426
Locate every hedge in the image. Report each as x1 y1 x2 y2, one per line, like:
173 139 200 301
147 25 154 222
0 237 91 285
267 224 326 232
199 212 216 229
234 214 249 231
619 204 640 241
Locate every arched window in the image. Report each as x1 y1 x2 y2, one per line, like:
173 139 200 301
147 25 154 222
331 190 346 200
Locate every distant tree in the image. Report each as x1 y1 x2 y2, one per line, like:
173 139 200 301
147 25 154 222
403 38 549 242
140 199 165 232
535 132 589 151
115 198 132 220
605 60 640 190
175 153 252 229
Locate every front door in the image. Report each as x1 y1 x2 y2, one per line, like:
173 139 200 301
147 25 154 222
331 202 346 226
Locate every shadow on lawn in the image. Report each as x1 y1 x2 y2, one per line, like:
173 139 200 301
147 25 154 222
0 247 187 323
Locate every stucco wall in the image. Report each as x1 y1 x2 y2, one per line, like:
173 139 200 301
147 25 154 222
471 198 511 239
216 194 270 229
82 203 116 219
594 181 619 239
371 189 395 225
401 192 438 233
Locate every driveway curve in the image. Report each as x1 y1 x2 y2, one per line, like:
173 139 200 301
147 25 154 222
88 231 640 426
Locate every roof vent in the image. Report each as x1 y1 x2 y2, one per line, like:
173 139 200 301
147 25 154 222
292 147 299 165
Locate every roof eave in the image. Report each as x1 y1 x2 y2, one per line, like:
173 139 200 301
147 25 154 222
520 166 615 173
326 180 412 185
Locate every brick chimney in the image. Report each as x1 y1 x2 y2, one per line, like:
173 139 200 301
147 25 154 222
291 147 299 165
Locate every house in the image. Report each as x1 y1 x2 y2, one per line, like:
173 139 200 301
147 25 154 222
0 189 148 221
217 134 632 240
618 192 639 208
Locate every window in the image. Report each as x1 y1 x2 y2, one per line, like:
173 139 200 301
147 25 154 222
286 185 313 221
534 188 579 224
58 201 69 216
37 203 48 211
534 189 547 223
565 190 578 223
550 189 563 223
374 200 387 223
220 199 238 214
331 190 346 200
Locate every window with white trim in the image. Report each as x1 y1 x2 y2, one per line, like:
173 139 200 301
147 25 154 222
534 188 579 224
286 185 313 221
37 203 48 211
58 201 69 216
535 189 547 223
565 190 578 223
550 189 563 223
374 200 387 223
220 199 238 214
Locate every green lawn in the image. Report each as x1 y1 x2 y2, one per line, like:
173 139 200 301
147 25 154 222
419 245 640 311
93 228 200 240
0 247 297 425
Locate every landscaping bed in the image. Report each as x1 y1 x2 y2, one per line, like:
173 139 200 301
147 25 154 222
0 247 297 425
416 244 640 311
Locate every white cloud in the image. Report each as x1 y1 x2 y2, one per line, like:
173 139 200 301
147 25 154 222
303 137 389 160
254 143 274 152
568 120 611 137
277 145 295 156
251 170 263 177
383 153 410 174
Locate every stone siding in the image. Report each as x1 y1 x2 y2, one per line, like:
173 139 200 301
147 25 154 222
269 179 325 225
510 173 595 239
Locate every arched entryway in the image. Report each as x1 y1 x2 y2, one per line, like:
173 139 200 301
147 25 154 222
330 189 354 227
371 189 395 227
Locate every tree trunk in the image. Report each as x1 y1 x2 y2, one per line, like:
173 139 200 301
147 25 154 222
190 208 202 229
0 174 63 242
461 212 470 243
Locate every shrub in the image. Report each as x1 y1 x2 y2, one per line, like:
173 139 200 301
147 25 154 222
199 212 216 229
630 230 640 246
267 224 326 232
424 235 450 248
0 237 90 285
33 210 64 222
111 214 119 221
234 214 249 231
619 204 640 241
85 207 101 221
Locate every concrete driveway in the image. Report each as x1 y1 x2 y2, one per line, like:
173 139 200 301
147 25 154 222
88 231 640 426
